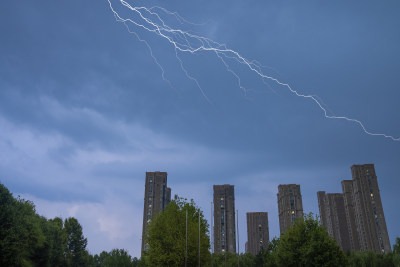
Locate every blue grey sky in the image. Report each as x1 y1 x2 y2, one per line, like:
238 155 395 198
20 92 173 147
1 0 399 257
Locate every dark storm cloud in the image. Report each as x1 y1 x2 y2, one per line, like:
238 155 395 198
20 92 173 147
1 0 400 256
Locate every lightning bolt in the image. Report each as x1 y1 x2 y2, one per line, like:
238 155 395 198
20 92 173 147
107 0 400 142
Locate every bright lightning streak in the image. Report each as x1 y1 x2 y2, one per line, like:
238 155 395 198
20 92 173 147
107 0 400 142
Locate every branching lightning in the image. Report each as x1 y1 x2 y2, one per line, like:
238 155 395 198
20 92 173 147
107 0 400 142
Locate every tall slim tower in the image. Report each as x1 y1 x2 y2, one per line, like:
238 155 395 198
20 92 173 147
351 164 391 254
213 184 236 254
246 212 269 256
317 191 328 228
141 171 171 255
317 191 351 252
341 180 360 251
277 184 303 234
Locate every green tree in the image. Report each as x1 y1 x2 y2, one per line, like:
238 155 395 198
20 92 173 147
0 184 46 266
212 252 238 267
46 217 68 266
30 216 52 266
94 251 109 266
394 238 400 267
0 183 93 266
276 213 347 267
102 249 134 267
65 217 88 266
264 237 280 267
394 238 400 255
91 250 145 267
395 254 400 267
132 256 147 267
240 253 256 267
0 184 21 266
347 250 396 267
210 237 279 267
145 195 210 266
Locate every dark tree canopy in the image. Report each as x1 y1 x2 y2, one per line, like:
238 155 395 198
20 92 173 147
65 217 89 266
145 195 210 266
276 214 348 267
0 183 89 266
93 249 139 267
3 183 400 267
0 184 45 266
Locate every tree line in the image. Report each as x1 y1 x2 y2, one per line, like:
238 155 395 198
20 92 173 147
144 196 400 266
2 183 400 266
0 183 144 266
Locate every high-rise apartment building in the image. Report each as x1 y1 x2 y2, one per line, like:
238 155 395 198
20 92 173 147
213 184 236 253
341 180 360 251
277 184 303 234
351 164 391 254
317 191 351 252
141 171 171 255
316 164 390 254
246 212 269 256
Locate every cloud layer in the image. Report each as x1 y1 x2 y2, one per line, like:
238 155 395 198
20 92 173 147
1 0 400 257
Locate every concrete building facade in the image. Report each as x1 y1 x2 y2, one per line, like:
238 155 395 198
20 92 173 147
141 171 171 255
342 180 360 251
213 184 236 253
277 184 303 234
351 164 391 254
317 191 351 252
246 212 269 256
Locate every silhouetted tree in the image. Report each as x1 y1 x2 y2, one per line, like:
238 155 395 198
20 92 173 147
240 253 256 267
95 249 135 267
64 217 88 266
0 184 45 266
145 195 210 266
46 217 68 266
276 213 347 267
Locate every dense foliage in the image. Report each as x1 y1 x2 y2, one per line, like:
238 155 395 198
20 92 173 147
0 183 143 267
91 249 146 267
0 183 89 266
144 195 211 266
276 214 348 266
2 183 400 267
207 216 400 267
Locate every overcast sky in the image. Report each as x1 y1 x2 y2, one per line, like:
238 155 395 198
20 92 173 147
1 0 399 257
